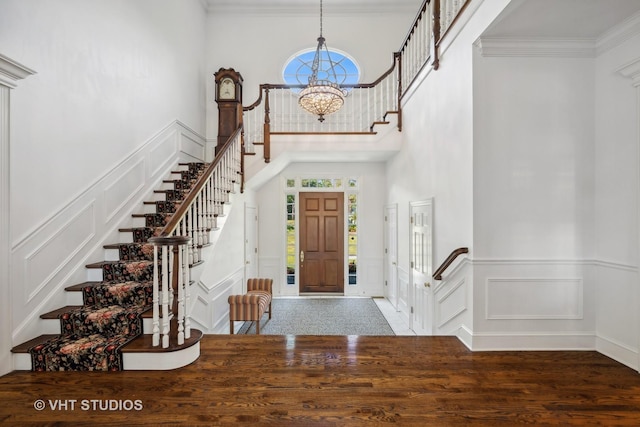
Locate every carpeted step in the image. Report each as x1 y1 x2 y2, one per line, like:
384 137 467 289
29 333 137 371
59 304 146 338
82 281 153 308
102 260 155 283
115 242 155 261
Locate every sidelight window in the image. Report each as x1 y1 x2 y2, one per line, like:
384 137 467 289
348 194 357 285
286 194 296 285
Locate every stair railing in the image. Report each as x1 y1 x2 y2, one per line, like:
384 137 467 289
147 126 243 348
433 247 469 280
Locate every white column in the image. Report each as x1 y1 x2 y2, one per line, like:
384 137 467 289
0 54 35 375
617 57 640 373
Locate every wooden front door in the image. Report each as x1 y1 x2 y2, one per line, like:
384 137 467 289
299 192 344 293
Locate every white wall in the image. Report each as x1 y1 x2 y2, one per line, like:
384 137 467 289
594 32 640 368
473 55 596 260
1 0 208 362
255 162 386 297
471 46 597 349
1 0 208 244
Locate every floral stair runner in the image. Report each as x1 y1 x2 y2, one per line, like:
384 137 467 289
28 163 207 371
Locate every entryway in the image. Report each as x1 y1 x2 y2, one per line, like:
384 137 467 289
299 192 345 293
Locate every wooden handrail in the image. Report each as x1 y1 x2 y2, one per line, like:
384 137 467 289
399 0 430 54
243 54 400 109
157 125 243 237
433 247 468 280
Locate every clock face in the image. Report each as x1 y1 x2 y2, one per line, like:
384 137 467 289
219 77 235 100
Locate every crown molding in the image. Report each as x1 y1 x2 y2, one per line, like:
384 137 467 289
476 37 596 58
204 0 419 16
0 54 36 89
596 10 640 56
617 57 640 87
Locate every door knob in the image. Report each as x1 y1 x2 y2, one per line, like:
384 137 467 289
300 250 304 262
424 282 431 288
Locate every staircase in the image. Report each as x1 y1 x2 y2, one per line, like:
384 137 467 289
11 162 211 371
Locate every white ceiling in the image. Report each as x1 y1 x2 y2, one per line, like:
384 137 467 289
205 0 424 15
483 0 640 39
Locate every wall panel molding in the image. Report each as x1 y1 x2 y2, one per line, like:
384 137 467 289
486 278 583 320
25 202 96 302
436 277 467 329
11 120 205 345
1 53 35 375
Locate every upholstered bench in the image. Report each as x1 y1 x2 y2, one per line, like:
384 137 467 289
228 278 273 334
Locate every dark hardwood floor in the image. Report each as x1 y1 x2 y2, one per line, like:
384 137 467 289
2 335 640 426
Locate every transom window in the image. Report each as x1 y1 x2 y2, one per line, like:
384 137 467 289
283 48 361 89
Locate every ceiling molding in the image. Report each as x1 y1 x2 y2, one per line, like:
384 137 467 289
476 37 596 58
0 54 36 89
596 10 640 56
204 0 420 16
617 57 640 87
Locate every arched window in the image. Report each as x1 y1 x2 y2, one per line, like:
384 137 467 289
282 48 360 90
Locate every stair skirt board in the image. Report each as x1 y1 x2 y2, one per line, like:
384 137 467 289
123 341 201 370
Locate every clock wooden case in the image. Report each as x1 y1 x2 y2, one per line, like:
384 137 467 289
214 68 243 153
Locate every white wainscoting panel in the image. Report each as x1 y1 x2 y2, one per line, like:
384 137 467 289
25 202 96 303
189 292 211 333
348 257 384 296
11 120 205 345
104 159 145 223
259 256 284 295
486 278 583 320
436 278 467 329
397 267 410 322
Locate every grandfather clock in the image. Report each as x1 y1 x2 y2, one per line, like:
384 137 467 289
214 68 243 154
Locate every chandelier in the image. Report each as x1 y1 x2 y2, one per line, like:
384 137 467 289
298 0 346 122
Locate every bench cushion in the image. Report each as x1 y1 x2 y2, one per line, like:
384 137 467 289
228 293 270 321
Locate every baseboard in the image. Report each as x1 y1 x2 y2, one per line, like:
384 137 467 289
596 335 639 372
464 331 596 351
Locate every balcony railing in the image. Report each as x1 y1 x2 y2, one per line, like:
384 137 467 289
242 0 470 164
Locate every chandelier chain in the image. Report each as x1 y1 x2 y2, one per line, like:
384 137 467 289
320 0 323 37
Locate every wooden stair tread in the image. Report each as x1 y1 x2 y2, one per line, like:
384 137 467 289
85 260 120 269
121 329 203 353
41 305 84 319
65 281 102 292
11 334 58 353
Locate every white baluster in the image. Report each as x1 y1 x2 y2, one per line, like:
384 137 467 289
183 241 191 340
161 245 170 348
177 242 185 345
152 245 160 346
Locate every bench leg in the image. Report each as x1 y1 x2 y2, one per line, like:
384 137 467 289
256 320 260 335
230 320 234 335
268 301 272 319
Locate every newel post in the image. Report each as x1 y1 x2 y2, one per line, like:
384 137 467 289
263 86 271 163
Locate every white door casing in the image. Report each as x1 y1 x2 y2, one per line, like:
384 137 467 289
244 204 258 292
384 204 399 310
410 199 434 335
